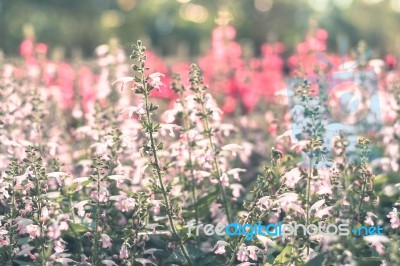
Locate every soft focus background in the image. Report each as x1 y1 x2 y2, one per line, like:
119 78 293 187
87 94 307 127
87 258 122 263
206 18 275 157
1 0 400 58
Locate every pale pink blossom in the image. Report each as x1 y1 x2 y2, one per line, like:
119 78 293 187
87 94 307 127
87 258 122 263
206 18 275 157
17 245 35 256
236 244 249 262
283 167 302 188
227 168 246 181
111 76 135 91
73 200 89 217
160 123 182 137
387 208 400 229
246 245 260 260
135 258 157 265
144 248 163 260
214 240 228 254
109 175 128 188
274 193 305 216
364 235 389 255
121 104 146 118
54 238 67 253
221 144 243 156
230 183 244 199
16 218 33 234
26 224 40 238
257 196 271 211
72 177 89 191
365 212 377 226
119 243 129 259
100 234 112 248
149 72 164 90
110 195 136 212
220 172 230 187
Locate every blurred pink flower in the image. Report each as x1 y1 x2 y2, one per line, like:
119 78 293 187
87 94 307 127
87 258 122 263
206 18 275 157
214 240 228 254
100 234 112 248
387 208 400 229
149 72 165 91
119 243 129 259
236 244 249 262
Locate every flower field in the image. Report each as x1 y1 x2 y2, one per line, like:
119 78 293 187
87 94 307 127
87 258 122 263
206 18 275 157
0 25 399 266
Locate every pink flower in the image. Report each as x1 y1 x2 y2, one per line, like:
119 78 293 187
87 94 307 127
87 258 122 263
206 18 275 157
16 218 33 234
110 195 136 212
214 240 228 254
246 246 260 260
365 212 377 226
283 168 302 188
54 238 67 253
121 102 146 118
230 183 244 199
149 72 164 91
274 193 305 216
73 200 89 217
120 243 129 259
72 177 89 192
220 173 230 187
364 235 389 255
227 168 246 181
26 224 40 238
109 175 128 189
111 76 134 91
236 244 249 262
100 234 112 248
387 208 400 229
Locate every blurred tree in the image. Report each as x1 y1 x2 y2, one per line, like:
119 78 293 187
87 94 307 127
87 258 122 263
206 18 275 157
0 0 399 58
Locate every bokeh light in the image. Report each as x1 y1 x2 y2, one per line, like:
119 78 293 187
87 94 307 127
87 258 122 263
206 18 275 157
117 0 136 11
254 0 273 12
308 0 330 12
333 0 353 9
390 0 400 12
179 4 208 23
101 10 125 28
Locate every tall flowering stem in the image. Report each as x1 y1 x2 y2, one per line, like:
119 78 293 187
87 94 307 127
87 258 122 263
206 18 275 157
228 150 282 265
25 146 49 263
3 161 20 264
89 155 108 265
171 75 199 224
355 137 376 222
296 80 326 256
129 41 193 266
189 64 232 224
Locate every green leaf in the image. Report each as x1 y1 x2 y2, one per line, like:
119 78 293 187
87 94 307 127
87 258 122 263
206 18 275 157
183 190 218 218
273 245 293 265
13 260 41 266
70 223 89 233
17 237 31 245
304 252 327 266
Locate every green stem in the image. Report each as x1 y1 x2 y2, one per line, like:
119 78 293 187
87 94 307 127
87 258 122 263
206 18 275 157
180 95 199 225
8 178 16 264
199 95 232 224
68 195 84 254
228 189 264 265
32 162 46 262
358 172 366 222
143 84 193 266
305 148 313 256
92 171 101 265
